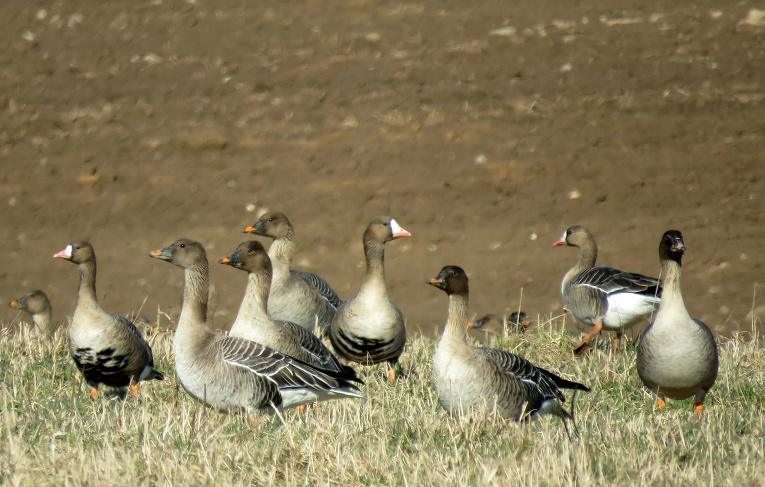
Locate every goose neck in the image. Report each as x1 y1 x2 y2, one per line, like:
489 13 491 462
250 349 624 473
268 237 294 277
77 260 99 306
443 293 469 340
236 269 271 321
359 239 387 298
178 262 210 332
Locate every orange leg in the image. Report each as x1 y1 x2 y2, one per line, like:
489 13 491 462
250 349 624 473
299 405 307 414
387 367 396 383
657 397 666 412
612 332 623 355
130 384 139 397
573 323 603 356
694 402 704 420
90 389 98 400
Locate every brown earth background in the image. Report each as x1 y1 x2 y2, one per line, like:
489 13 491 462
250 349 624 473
2 0 764 341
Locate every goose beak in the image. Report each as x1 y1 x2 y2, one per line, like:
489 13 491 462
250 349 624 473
242 225 257 234
54 245 73 259
219 257 231 264
467 321 476 328
9 300 19 308
553 238 566 247
390 219 411 238
427 277 445 289
148 246 172 261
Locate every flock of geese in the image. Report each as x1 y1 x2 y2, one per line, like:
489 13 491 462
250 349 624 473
8 211 719 427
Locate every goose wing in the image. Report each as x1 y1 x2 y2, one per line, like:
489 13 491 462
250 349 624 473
277 319 361 380
219 335 360 392
292 270 343 308
572 266 662 298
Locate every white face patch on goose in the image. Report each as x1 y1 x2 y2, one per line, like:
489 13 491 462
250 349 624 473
390 219 411 238
54 244 73 259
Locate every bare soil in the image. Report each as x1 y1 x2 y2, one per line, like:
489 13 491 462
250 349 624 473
2 0 764 339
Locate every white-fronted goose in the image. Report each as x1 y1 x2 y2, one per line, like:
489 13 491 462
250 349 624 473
54 241 164 399
219 240 358 378
637 230 718 419
428 266 590 425
149 238 362 414
329 216 410 383
467 311 532 333
243 211 340 334
554 226 662 355
10 289 57 337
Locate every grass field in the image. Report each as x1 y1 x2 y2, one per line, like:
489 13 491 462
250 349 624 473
1 315 764 486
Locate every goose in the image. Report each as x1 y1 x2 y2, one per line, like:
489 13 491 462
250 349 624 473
54 241 164 399
554 226 662 356
427 266 590 426
219 240 358 377
329 216 410 383
149 238 362 414
467 311 532 333
10 289 57 337
637 230 718 419
243 211 340 334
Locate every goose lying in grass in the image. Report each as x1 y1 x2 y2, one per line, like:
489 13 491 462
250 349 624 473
428 265 590 430
10 289 57 337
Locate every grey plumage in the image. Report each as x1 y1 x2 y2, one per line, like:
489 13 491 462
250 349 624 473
329 216 410 382
428 266 589 424
554 226 662 355
54 241 163 398
637 230 718 419
150 238 362 414
243 210 340 333
10 289 57 337
220 240 358 378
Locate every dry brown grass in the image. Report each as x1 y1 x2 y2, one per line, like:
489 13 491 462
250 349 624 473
1 315 764 486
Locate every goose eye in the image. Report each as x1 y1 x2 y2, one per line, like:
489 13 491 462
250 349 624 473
383 222 389 226
180 243 186 248
247 249 253 254
268 218 274 223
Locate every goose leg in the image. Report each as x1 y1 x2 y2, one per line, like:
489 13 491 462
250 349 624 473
130 384 139 397
694 403 704 419
387 367 396 383
573 323 602 356
612 332 623 355
657 396 666 412
90 389 98 400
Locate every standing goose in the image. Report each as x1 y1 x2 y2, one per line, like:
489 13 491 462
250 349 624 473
54 241 164 399
10 290 57 337
243 211 340 334
219 240 358 378
329 216 410 383
427 266 590 425
554 226 662 356
637 231 718 419
149 238 362 414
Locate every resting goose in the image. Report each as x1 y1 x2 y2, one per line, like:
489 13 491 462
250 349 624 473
243 211 340 334
428 266 590 424
149 238 362 414
637 230 718 419
468 311 532 333
219 240 358 378
554 226 662 356
54 241 164 399
10 289 57 337
329 216 410 383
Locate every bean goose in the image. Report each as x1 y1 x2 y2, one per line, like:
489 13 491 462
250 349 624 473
149 238 362 414
467 311 532 333
329 216 410 383
554 226 662 356
54 241 164 399
637 230 718 419
10 289 57 337
243 211 340 334
427 266 590 425
219 240 358 378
